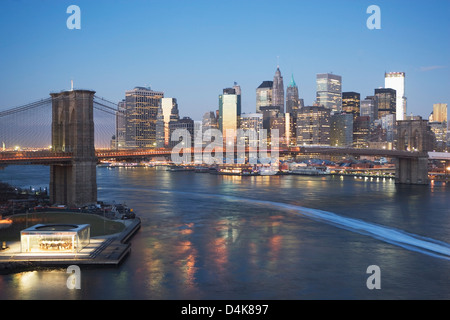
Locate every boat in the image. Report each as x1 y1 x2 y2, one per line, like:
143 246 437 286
167 165 195 172
195 166 209 173
292 165 330 176
259 166 279 176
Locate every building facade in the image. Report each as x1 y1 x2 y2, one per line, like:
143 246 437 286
342 92 360 116
385 72 406 121
256 81 273 113
272 67 284 113
124 86 164 148
296 106 331 146
375 88 396 120
286 74 299 114
316 73 342 113
219 87 241 142
156 98 179 148
360 96 378 122
330 113 353 147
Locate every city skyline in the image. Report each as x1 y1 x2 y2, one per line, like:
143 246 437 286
0 0 449 122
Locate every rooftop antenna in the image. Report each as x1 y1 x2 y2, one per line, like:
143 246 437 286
277 56 280 68
71 79 74 91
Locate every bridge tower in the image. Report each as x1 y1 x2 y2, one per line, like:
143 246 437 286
395 118 434 185
49 90 97 206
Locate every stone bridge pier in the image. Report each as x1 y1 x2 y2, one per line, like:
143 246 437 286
49 90 98 207
395 156 429 185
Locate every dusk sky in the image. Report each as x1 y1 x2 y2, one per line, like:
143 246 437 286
1 0 449 121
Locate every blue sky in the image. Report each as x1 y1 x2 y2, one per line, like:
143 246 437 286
0 0 449 121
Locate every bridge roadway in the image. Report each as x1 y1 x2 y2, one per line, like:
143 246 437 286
0 146 442 165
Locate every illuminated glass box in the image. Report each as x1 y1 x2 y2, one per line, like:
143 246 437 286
21 224 90 253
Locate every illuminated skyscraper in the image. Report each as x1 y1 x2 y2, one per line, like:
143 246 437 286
360 96 378 122
316 73 342 113
124 86 164 148
115 99 126 149
342 92 360 116
375 88 396 120
286 74 299 114
431 103 448 123
219 87 241 142
385 72 406 120
296 106 330 146
330 113 353 147
272 66 284 113
156 98 179 148
256 81 273 113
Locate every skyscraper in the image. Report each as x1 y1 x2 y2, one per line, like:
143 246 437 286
124 86 164 148
286 74 299 114
272 66 284 113
360 96 378 122
330 113 353 147
431 103 448 123
256 81 273 113
156 98 179 148
239 113 263 147
115 100 126 149
385 72 406 121
169 117 194 149
342 92 360 116
219 87 241 142
316 73 342 113
375 88 396 120
296 106 331 146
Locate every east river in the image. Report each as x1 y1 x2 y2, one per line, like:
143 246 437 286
0 165 449 299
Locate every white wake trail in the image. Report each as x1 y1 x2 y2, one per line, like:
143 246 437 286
106 187 450 261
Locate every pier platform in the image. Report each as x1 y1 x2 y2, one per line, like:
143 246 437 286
0 217 141 274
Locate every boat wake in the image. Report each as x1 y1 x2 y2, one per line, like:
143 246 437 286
104 187 450 261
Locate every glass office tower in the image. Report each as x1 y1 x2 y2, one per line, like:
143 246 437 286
385 72 406 121
219 87 241 142
316 73 342 113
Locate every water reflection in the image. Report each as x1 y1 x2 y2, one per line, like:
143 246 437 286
0 166 449 299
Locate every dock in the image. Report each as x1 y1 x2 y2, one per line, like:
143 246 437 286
0 217 141 274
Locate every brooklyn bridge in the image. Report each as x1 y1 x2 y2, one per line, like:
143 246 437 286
0 89 448 207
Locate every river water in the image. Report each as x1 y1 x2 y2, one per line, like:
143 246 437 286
0 165 449 300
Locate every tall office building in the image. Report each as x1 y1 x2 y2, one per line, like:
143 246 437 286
239 113 263 147
342 92 360 116
316 73 342 113
169 117 194 149
115 100 126 149
360 96 378 122
256 81 273 113
272 66 284 113
296 106 331 146
202 111 218 132
286 74 299 114
156 98 179 148
429 103 448 151
431 103 448 123
375 88 396 120
353 116 371 148
330 113 353 147
219 87 241 142
124 86 164 148
385 72 406 121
